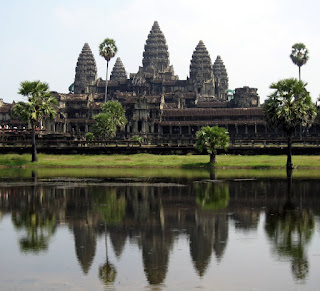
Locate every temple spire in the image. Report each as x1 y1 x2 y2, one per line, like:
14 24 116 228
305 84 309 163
213 55 229 100
189 40 213 83
134 21 177 84
142 21 170 72
74 43 97 94
110 57 127 81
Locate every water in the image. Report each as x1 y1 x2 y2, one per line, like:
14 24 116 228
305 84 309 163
0 169 320 290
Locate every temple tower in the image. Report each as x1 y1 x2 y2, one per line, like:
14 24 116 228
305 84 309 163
189 41 214 96
110 57 127 81
74 43 97 94
134 21 177 83
213 55 228 100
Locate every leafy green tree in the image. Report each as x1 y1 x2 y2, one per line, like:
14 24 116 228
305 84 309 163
99 38 117 102
317 96 320 123
264 78 316 169
85 132 95 141
290 43 309 81
12 81 57 162
195 126 229 165
92 100 127 139
133 135 143 146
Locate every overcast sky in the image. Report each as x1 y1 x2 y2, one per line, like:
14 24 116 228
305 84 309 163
0 0 319 103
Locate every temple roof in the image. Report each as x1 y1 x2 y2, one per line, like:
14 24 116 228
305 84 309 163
189 40 213 82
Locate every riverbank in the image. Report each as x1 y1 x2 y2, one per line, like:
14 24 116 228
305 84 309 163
0 153 320 168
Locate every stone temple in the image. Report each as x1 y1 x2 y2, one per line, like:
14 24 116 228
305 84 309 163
4 21 315 143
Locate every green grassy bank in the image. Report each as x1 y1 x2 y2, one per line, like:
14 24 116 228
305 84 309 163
0 153 320 168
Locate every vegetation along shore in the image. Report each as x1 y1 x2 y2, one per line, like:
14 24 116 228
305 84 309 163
0 154 320 169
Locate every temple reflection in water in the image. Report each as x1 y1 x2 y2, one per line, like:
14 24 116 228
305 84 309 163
1 179 319 287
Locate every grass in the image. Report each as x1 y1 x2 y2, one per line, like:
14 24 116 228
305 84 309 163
0 153 320 169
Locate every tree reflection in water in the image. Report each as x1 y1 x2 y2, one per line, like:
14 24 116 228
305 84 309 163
191 182 230 275
93 188 126 286
265 177 315 281
11 184 57 254
195 182 229 210
1 177 319 288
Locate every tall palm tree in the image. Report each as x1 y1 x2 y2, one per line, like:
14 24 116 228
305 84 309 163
12 81 57 162
264 78 316 169
99 38 117 102
290 43 309 81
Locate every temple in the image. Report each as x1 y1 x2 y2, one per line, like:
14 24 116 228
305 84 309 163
1 21 318 142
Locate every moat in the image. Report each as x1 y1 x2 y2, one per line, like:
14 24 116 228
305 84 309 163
1 169 320 290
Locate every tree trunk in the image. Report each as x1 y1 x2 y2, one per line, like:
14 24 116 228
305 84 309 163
210 153 216 165
31 123 38 162
298 66 301 81
209 167 215 180
105 61 109 103
286 135 293 170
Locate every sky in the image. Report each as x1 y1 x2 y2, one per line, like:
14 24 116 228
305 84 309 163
0 0 319 104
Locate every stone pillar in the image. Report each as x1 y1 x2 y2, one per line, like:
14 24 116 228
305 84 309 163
142 120 146 134
133 121 138 134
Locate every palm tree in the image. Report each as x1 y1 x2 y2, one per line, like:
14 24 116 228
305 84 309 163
99 38 117 102
195 126 229 165
12 81 57 162
290 43 309 81
264 78 317 169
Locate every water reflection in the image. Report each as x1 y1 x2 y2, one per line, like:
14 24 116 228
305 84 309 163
265 177 314 281
1 178 320 289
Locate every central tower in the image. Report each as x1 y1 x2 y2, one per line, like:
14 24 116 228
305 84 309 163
134 21 178 83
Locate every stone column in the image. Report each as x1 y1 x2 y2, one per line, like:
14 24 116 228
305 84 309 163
133 121 138 134
142 120 146 134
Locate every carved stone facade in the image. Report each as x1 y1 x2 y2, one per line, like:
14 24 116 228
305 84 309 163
231 87 260 108
2 21 289 142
